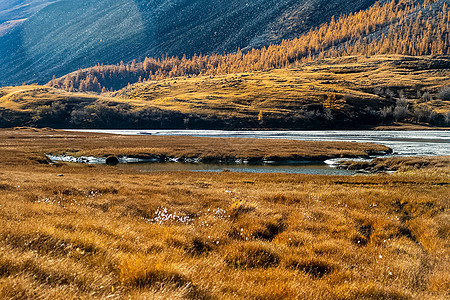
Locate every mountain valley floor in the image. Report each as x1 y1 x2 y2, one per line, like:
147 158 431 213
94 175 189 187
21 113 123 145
0 128 448 299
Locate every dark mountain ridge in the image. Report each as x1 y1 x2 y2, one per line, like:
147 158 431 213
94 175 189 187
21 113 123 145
0 0 377 86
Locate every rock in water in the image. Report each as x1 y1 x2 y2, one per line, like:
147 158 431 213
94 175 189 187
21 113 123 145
106 155 119 165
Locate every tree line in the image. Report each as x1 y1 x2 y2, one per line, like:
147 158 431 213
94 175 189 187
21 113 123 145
48 0 449 93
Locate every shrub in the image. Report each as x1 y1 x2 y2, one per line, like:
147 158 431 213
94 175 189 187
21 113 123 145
438 87 450 101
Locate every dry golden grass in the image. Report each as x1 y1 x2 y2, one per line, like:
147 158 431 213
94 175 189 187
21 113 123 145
338 156 450 173
374 122 450 131
1 55 449 127
0 129 448 299
113 55 450 118
0 85 103 113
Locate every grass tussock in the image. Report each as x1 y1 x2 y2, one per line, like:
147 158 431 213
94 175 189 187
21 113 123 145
0 129 448 298
118 255 187 289
224 242 280 269
285 257 338 278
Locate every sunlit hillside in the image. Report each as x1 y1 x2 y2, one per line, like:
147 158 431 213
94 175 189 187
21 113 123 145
1 0 450 129
49 0 450 93
113 55 450 121
1 55 449 129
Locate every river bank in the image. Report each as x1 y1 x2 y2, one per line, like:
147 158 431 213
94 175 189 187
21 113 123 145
67 129 450 157
333 156 450 174
2 128 392 166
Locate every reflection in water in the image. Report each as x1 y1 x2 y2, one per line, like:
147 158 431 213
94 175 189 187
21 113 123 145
47 153 356 175
116 161 356 175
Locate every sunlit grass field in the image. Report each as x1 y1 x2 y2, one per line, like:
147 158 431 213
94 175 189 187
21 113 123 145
0 128 448 299
1 55 450 124
114 55 450 117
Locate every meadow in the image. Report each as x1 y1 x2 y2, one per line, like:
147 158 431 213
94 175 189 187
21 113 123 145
0 128 448 299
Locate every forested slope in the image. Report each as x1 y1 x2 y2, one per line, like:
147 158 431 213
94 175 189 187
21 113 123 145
49 0 450 93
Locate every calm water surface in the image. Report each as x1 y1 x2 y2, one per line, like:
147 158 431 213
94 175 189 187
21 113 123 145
116 161 356 175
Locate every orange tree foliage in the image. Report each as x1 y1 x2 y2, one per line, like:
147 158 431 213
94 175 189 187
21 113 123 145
49 0 449 92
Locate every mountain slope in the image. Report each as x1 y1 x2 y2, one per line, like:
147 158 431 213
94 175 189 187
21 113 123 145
0 1 57 38
0 0 56 23
0 0 377 86
49 0 450 93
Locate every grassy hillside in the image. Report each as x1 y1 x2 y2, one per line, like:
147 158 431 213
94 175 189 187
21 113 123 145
0 128 448 299
112 55 450 122
1 55 449 129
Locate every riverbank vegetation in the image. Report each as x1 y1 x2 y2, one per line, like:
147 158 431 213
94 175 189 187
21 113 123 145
0 128 448 299
336 156 450 173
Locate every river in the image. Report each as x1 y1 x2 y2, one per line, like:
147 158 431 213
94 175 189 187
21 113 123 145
65 130 450 174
